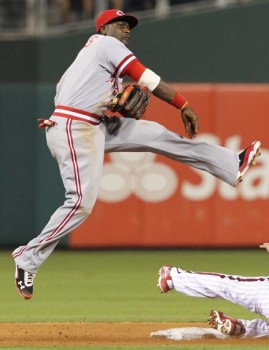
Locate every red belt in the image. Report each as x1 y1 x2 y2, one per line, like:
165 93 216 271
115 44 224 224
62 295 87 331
52 105 101 125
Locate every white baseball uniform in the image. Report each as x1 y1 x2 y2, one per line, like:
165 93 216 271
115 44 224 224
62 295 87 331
170 267 269 337
12 34 239 272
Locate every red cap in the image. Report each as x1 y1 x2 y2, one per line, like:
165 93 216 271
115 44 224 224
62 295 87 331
96 9 138 32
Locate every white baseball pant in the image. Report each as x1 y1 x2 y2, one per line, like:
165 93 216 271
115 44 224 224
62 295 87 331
13 117 239 273
170 267 269 337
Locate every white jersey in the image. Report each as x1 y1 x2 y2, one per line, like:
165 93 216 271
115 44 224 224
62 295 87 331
55 35 137 115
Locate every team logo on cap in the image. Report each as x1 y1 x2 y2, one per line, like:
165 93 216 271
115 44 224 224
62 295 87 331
116 10 124 16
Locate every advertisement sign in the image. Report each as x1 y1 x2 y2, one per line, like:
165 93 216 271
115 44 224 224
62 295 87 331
70 84 268 247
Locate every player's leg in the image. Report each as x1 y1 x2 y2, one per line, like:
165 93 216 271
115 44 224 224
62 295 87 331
158 266 269 337
240 318 269 338
169 267 269 314
104 118 260 187
12 117 106 298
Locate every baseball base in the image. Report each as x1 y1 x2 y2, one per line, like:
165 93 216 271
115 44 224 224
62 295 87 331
150 327 229 340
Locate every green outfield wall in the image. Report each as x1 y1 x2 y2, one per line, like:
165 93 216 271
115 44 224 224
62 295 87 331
1 1 269 84
1 0 268 246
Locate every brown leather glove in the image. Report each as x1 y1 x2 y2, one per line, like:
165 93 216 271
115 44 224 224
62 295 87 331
108 85 150 120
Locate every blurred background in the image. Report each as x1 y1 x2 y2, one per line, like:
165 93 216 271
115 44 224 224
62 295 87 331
0 0 268 250
0 0 258 36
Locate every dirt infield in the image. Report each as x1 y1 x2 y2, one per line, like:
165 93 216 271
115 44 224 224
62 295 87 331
0 322 268 346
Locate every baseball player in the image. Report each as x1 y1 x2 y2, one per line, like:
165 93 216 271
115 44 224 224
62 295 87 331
12 9 261 299
158 265 269 338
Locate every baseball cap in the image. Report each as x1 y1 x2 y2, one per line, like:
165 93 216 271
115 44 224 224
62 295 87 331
96 9 138 32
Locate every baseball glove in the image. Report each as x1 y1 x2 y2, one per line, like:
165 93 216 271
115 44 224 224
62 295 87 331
108 85 150 120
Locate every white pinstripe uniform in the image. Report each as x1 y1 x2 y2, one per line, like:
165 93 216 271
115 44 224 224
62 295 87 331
12 34 240 274
170 267 269 337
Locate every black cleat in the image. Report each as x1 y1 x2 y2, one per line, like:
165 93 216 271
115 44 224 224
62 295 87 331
15 264 36 300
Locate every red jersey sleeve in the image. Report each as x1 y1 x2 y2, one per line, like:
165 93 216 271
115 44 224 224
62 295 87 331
120 59 146 82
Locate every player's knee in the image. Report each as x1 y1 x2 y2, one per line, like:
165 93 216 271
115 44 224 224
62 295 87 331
77 204 93 217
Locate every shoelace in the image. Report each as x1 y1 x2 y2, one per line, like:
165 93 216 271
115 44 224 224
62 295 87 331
25 271 36 287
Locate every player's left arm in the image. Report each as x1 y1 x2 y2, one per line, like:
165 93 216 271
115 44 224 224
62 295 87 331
124 61 199 139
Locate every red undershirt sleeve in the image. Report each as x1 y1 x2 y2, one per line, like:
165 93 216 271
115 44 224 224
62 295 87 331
120 59 146 82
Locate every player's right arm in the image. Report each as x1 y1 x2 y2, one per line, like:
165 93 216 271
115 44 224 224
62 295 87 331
99 36 199 138
123 61 199 139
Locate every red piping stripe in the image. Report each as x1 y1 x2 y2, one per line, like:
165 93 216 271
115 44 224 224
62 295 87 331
42 118 82 242
56 105 100 118
112 53 134 79
13 119 82 259
12 246 26 259
52 112 100 125
194 271 269 282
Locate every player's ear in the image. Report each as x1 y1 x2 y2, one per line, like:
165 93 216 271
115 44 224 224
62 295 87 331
99 25 107 35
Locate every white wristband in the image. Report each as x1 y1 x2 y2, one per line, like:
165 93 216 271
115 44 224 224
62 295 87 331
138 68 161 91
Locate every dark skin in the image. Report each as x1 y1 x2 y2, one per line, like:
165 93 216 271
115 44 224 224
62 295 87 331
99 21 199 139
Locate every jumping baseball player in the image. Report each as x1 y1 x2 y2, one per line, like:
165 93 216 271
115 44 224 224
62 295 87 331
12 9 261 299
158 265 269 338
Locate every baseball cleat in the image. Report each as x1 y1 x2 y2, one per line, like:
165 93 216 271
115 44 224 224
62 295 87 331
157 265 173 293
15 264 36 300
208 310 245 336
235 140 261 186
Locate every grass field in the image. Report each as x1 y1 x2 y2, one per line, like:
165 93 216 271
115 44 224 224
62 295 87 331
0 249 269 349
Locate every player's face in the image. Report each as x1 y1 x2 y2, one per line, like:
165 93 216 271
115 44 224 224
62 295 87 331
102 21 131 46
